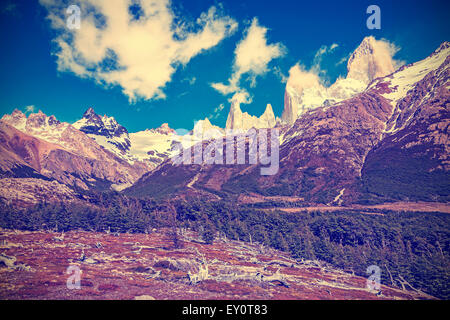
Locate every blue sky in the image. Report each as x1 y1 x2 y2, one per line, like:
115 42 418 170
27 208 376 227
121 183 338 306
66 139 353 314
0 0 448 132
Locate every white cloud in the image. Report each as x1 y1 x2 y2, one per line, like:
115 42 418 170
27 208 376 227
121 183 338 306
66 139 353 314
25 105 35 113
233 18 285 77
211 17 285 96
229 90 252 105
184 77 197 85
210 77 239 95
376 38 405 69
329 43 339 51
40 0 237 102
273 66 288 83
287 37 403 93
286 64 323 95
314 43 338 61
311 43 339 79
208 103 225 119
336 53 351 66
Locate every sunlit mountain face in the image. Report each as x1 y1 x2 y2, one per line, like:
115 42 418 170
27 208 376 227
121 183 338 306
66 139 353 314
0 0 449 302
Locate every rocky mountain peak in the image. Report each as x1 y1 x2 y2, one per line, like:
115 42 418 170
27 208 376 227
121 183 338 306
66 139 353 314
73 108 131 156
347 36 395 84
82 107 97 118
79 107 103 126
74 107 128 138
27 110 48 128
11 108 25 118
281 37 399 125
262 103 274 116
226 100 276 130
260 104 276 127
154 123 175 135
225 100 243 129
1 109 27 131
348 36 375 59
47 115 60 126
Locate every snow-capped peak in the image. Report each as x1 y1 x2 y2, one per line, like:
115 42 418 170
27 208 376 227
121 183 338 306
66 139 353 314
347 36 396 85
434 41 450 54
1 109 72 148
82 107 96 118
366 41 450 134
73 107 131 159
192 118 224 139
2 109 66 133
1 109 27 131
262 103 275 118
74 107 128 139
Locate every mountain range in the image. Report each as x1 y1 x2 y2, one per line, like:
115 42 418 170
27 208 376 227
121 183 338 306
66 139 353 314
0 37 448 207
125 40 450 205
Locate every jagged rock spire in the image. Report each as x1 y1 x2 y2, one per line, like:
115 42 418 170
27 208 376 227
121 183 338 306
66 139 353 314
347 36 395 84
225 101 276 130
281 36 398 125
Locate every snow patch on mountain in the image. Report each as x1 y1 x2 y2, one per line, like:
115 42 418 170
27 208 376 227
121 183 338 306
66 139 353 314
192 118 224 139
128 129 177 162
1 109 27 131
73 107 132 160
73 108 184 166
374 42 450 107
1 110 72 147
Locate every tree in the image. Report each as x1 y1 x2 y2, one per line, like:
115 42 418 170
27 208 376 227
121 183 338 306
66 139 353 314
167 201 183 249
201 221 216 245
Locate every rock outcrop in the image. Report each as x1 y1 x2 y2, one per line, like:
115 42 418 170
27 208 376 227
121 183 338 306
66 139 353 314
226 102 276 130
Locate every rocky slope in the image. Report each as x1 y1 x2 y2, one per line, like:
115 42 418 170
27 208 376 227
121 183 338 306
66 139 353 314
361 42 450 202
0 113 148 194
0 107 223 204
0 178 76 207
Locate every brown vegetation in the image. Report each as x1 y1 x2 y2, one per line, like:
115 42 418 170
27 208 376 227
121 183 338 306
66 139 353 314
0 228 433 300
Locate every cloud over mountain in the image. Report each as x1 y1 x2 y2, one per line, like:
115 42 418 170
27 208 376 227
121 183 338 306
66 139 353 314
281 37 403 124
39 0 237 102
285 37 402 95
